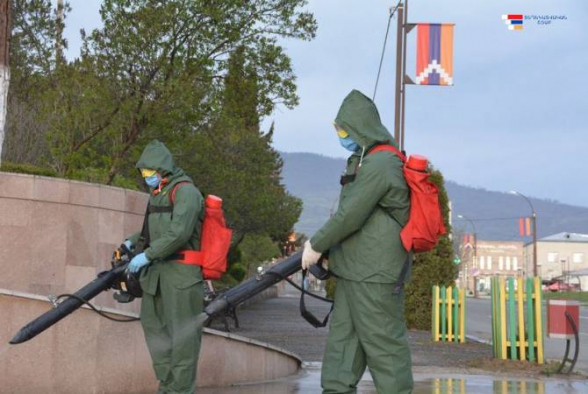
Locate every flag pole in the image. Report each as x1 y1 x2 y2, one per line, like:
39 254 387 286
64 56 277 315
393 2 404 147
400 0 409 151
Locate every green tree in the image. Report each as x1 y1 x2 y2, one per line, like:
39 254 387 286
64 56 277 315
41 0 316 183
239 234 282 275
404 168 456 330
2 0 68 165
176 43 302 248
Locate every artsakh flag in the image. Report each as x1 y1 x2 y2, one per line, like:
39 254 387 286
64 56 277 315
416 24 454 86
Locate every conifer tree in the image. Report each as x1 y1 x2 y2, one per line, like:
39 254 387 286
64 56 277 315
405 168 456 329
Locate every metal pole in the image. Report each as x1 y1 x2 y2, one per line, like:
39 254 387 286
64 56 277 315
463 247 468 292
393 4 404 144
511 191 538 277
400 0 408 151
532 212 538 277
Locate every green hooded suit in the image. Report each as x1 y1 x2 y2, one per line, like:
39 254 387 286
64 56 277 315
127 140 204 394
310 91 413 394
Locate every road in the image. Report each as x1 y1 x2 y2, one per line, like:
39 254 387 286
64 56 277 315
466 297 588 373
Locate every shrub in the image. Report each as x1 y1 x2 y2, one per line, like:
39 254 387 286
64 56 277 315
325 277 337 300
0 162 57 177
404 168 456 330
229 263 247 282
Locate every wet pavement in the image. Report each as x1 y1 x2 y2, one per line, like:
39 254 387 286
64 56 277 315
215 282 492 366
198 363 588 394
201 283 588 393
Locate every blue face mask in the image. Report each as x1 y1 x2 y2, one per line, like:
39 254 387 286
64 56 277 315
339 136 360 152
145 173 161 189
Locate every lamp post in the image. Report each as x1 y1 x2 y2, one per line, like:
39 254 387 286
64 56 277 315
510 191 538 277
458 214 477 297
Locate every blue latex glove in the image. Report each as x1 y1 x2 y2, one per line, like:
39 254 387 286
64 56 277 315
128 252 150 274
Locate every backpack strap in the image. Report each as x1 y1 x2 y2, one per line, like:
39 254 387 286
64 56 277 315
169 181 192 204
369 144 407 163
140 182 193 247
149 205 173 213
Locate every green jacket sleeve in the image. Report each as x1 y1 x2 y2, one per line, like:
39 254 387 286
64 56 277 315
144 185 203 261
310 157 389 253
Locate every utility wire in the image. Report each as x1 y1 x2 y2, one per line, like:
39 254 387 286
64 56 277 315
373 1 402 101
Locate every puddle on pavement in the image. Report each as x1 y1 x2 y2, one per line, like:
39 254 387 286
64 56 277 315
415 377 588 394
198 370 588 394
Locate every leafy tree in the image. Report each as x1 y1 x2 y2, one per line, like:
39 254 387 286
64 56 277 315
238 234 282 275
41 0 316 183
176 43 302 246
405 168 456 330
6 1 308 276
2 0 68 165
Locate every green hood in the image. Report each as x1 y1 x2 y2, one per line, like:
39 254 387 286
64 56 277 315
335 90 396 149
136 140 175 174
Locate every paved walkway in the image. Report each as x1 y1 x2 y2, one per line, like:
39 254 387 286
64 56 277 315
211 282 492 367
202 283 588 393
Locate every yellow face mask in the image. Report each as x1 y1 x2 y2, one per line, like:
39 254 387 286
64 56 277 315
334 123 349 139
140 168 157 178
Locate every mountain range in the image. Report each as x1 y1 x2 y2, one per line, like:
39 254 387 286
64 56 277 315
280 152 588 242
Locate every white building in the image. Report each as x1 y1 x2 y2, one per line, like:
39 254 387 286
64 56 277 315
523 232 588 288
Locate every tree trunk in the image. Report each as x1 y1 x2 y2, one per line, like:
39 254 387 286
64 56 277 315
0 0 11 166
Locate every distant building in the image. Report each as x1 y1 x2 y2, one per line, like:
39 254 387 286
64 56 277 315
523 232 588 283
474 240 524 293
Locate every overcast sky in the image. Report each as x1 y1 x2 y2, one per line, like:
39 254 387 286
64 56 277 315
61 0 588 207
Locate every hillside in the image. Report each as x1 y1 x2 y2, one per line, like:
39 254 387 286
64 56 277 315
280 152 588 241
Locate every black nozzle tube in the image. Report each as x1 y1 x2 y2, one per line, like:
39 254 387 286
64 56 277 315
202 251 303 319
9 264 128 345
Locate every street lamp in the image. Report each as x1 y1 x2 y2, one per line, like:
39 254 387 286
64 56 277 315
458 214 477 296
510 190 538 277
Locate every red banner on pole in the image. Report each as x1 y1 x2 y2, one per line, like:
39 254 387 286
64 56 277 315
519 218 524 236
526 217 532 236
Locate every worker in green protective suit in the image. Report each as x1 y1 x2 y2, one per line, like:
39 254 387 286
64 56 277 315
124 140 204 394
302 90 413 394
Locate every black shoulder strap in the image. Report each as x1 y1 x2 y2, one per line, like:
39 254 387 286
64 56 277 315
138 201 151 250
137 181 192 250
149 205 174 213
392 254 412 293
299 269 334 328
